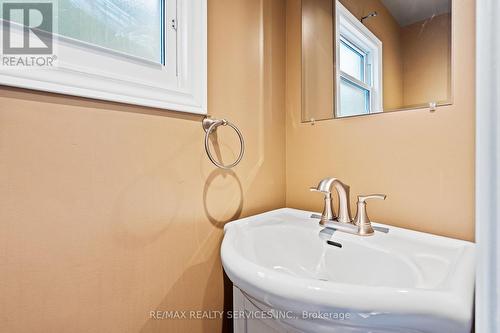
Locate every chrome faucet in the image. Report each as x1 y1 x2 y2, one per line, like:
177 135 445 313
310 177 352 225
310 177 387 236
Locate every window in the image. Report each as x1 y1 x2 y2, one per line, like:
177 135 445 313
58 0 164 64
0 0 207 114
336 1 382 117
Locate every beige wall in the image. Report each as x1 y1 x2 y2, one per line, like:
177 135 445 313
302 0 335 121
286 0 475 241
402 14 452 107
339 0 404 110
0 0 286 332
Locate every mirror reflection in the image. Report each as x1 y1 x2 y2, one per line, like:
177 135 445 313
301 0 452 121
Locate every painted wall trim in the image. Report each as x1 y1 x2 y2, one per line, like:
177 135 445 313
476 0 500 331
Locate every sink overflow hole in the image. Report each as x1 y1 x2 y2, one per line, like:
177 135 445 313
326 240 342 248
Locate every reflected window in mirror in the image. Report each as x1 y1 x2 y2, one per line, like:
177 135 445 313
299 0 452 122
337 2 382 117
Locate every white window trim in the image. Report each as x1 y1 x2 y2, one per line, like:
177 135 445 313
335 1 382 116
0 0 207 115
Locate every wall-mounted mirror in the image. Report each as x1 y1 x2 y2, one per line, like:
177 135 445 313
301 0 452 121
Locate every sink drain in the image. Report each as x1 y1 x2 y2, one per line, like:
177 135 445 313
326 240 342 248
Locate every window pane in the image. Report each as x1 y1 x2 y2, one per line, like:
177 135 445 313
58 0 163 63
339 78 369 117
339 39 364 81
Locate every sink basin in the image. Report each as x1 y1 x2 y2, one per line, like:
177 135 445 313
221 208 475 333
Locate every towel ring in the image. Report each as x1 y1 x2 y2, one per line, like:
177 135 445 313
202 116 245 169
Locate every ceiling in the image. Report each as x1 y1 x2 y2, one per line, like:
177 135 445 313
380 0 451 26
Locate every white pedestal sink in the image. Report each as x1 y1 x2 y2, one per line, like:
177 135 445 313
221 208 475 333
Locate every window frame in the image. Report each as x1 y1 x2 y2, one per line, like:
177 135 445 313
0 0 207 115
335 1 382 117
339 37 366 82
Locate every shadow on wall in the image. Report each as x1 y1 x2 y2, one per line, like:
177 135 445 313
204 168 244 228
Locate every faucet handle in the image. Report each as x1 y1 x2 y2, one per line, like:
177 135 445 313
358 194 386 203
310 177 335 193
309 186 336 223
310 187 329 194
353 194 386 236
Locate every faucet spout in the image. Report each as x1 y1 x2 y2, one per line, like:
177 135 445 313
332 180 352 224
310 177 352 225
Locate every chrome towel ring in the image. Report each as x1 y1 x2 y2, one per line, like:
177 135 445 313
202 116 245 169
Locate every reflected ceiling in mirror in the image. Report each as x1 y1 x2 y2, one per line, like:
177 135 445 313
301 0 452 122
